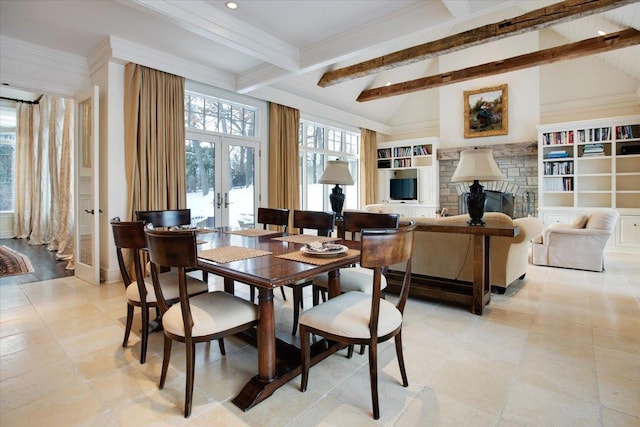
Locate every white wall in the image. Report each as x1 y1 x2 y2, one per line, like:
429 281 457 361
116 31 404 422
438 32 540 149
90 60 127 283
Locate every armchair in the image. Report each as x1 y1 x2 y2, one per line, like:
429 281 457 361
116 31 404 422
532 209 619 272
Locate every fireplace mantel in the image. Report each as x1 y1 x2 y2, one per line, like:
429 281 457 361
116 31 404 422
437 142 537 161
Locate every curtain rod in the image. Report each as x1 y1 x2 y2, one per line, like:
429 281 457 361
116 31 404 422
0 94 43 105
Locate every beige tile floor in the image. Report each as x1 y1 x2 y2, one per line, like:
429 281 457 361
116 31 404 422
1 252 639 426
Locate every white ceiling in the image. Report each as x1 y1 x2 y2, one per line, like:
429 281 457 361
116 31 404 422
0 0 638 131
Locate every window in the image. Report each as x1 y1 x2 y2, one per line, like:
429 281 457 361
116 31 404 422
184 89 262 227
0 103 16 212
185 91 256 137
299 120 359 212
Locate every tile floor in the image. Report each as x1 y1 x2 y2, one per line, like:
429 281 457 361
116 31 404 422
1 252 639 426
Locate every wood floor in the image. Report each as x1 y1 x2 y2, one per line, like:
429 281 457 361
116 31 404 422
0 238 74 285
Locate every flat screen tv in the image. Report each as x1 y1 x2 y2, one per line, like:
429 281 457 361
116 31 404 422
390 178 417 201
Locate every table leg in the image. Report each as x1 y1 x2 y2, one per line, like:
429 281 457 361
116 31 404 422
327 269 341 299
483 236 492 307
257 288 276 382
471 234 485 315
224 277 235 294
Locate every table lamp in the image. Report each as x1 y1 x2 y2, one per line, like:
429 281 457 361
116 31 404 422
318 160 354 219
451 148 502 226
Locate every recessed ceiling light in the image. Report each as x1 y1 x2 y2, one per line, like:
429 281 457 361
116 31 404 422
385 82 392 87
226 1 238 10
597 30 607 36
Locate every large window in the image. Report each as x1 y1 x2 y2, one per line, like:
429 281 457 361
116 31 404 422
0 103 16 212
299 120 359 211
184 90 260 227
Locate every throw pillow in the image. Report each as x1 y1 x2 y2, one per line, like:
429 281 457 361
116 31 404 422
571 214 588 229
585 210 618 230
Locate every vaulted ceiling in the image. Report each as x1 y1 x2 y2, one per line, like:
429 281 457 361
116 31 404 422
1 0 638 132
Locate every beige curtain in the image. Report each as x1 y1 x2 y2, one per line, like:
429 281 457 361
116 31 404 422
124 63 186 219
268 103 300 227
13 96 75 263
360 128 377 206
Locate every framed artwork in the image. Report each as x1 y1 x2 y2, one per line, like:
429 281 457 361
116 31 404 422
464 84 508 138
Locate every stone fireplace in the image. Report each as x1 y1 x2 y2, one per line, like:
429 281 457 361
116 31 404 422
438 142 538 218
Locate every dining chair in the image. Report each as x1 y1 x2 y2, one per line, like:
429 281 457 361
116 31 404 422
289 209 336 335
110 220 208 364
135 209 208 282
144 226 259 418
248 207 290 302
311 211 400 304
135 208 192 228
299 221 416 420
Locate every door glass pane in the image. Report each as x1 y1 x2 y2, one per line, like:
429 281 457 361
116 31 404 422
78 98 93 266
185 139 216 227
228 144 255 228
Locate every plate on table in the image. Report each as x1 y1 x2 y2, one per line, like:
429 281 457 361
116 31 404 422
300 243 348 257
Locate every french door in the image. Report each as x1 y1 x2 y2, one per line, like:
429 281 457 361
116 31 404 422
185 133 259 228
74 85 100 284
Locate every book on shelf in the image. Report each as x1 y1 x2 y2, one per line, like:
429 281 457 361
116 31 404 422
616 124 640 140
544 160 573 175
582 143 605 157
543 131 574 145
589 127 611 142
377 149 391 159
413 145 431 155
546 150 569 159
543 177 573 191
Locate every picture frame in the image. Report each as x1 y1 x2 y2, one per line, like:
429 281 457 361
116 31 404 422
464 84 508 138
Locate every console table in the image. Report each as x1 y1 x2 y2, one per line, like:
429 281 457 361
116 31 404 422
386 222 519 315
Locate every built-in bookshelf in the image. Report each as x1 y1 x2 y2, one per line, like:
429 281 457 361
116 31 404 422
538 115 640 251
377 139 435 169
376 137 439 217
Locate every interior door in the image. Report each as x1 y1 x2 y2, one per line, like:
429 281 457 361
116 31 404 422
74 85 100 284
185 134 258 228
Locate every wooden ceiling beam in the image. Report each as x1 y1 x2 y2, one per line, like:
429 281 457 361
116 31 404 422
318 0 636 87
356 29 640 102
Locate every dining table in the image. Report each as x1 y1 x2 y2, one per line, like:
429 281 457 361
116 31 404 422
195 226 361 411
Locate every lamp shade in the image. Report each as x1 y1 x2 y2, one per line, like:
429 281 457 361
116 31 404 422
319 160 354 185
451 148 502 182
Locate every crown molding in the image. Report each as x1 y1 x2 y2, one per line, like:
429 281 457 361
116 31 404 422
0 35 88 74
88 36 235 91
0 35 89 96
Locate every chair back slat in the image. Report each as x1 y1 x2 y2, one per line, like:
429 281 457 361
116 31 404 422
341 211 399 240
293 210 335 237
361 221 416 315
136 209 191 227
110 220 148 296
144 228 198 323
145 228 198 269
258 207 290 233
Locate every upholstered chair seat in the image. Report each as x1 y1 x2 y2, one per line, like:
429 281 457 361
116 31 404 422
162 291 258 338
312 268 388 294
124 271 209 303
299 291 400 338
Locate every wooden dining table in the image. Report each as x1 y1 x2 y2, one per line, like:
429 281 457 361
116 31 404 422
195 227 361 411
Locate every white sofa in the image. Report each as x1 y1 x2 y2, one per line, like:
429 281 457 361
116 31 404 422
531 209 619 272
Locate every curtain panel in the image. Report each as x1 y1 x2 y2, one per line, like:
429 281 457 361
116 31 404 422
268 103 300 227
124 63 186 219
13 96 74 263
360 128 377 206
